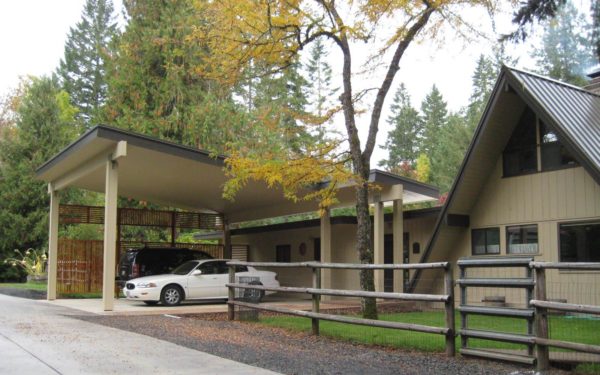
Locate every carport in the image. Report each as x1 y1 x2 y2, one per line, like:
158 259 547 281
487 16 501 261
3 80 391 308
37 125 438 311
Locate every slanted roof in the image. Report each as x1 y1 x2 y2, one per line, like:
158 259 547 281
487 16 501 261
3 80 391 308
509 69 600 182
36 125 438 223
409 66 600 291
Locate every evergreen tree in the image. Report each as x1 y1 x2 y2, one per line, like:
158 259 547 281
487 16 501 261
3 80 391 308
593 0 600 62
420 85 448 156
429 113 471 191
104 0 244 152
465 55 498 133
305 39 338 138
379 84 423 171
0 77 79 279
533 1 595 86
58 0 118 126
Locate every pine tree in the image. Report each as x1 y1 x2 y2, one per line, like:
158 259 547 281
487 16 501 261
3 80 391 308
465 55 498 133
0 77 79 278
533 1 595 86
57 0 118 126
305 38 338 139
379 84 423 171
593 0 600 62
420 85 448 156
252 59 311 152
104 0 245 152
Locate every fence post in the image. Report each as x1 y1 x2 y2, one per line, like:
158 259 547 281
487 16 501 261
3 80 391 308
444 263 456 357
228 264 235 321
312 265 321 335
534 266 550 371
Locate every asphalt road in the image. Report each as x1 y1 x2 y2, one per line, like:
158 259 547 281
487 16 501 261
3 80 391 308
0 294 278 374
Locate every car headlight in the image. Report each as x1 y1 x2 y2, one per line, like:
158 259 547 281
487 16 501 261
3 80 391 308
136 282 157 288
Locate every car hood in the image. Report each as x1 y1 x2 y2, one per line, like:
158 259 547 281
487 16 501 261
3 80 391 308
126 274 186 285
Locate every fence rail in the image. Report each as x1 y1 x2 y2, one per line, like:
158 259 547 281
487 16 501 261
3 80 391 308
531 261 600 371
226 260 456 357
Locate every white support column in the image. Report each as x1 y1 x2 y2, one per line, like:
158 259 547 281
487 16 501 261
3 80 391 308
373 199 385 293
103 159 119 311
393 193 404 293
47 184 59 301
320 209 332 300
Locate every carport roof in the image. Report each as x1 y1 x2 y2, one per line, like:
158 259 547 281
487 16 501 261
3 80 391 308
36 125 438 222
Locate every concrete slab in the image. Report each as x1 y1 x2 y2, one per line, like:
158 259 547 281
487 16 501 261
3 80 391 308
0 294 279 374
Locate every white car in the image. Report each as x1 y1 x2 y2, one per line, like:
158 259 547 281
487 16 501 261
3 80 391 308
123 259 279 306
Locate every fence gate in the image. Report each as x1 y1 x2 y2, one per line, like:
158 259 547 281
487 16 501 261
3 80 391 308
457 257 536 365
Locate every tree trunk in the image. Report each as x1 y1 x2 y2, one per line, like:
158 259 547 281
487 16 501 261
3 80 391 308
356 169 377 319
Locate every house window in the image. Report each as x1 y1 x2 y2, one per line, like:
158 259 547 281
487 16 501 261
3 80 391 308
503 108 538 177
276 245 291 262
472 228 500 255
559 222 600 262
506 225 538 254
539 122 578 171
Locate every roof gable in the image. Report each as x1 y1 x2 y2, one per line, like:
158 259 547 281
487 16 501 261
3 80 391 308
409 66 600 291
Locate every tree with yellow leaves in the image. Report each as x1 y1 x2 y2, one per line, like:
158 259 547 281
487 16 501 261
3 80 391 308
192 0 502 319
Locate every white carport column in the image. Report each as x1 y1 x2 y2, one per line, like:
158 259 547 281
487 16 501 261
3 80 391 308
47 184 59 301
320 208 332 300
373 198 385 293
392 193 404 293
102 158 119 311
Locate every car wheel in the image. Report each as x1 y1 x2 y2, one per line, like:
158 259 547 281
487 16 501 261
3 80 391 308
243 281 264 303
143 301 159 306
161 285 183 306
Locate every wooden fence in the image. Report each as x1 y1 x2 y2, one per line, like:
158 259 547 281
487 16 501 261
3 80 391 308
57 239 104 294
226 260 456 357
457 257 536 365
531 261 600 371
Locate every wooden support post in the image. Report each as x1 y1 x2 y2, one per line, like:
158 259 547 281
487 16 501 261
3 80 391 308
171 211 176 246
223 218 232 259
320 209 331 301
228 264 235 321
526 265 534 357
47 185 59 301
392 197 403 292
460 265 468 350
535 267 550 371
102 159 118 311
373 200 385 293
444 264 456 357
312 265 321 335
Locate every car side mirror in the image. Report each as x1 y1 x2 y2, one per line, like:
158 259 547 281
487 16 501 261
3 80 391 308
191 269 202 276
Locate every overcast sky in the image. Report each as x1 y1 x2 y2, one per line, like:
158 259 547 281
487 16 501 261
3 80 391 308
0 1 590 165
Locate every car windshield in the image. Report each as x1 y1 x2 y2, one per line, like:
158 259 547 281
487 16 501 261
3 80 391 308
171 261 199 275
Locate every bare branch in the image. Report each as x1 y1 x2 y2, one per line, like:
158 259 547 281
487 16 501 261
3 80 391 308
363 4 435 162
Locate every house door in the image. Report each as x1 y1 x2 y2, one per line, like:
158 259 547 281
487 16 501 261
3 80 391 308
384 233 409 292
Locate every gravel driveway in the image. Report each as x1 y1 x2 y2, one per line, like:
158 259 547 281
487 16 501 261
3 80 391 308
76 312 565 375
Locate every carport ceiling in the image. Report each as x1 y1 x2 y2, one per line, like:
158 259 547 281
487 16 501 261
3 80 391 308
37 126 438 222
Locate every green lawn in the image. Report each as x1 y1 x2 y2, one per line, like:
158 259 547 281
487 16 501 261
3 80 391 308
259 310 600 353
0 281 47 291
0 282 102 298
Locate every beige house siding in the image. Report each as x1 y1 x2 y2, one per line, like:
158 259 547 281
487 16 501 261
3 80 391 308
232 215 437 293
436 161 600 307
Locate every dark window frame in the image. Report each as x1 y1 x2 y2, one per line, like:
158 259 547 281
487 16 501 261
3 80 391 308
539 121 579 172
558 221 600 263
471 227 500 255
506 224 539 255
276 244 291 263
502 107 538 178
